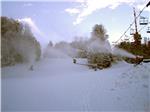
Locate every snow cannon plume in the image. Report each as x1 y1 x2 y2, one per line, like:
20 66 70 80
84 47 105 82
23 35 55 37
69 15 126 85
112 47 136 58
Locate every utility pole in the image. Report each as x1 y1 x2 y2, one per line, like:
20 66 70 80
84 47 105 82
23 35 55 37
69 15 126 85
133 7 141 46
133 7 138 33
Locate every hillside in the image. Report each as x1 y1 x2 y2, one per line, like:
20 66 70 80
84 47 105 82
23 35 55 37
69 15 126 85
2 58 150 111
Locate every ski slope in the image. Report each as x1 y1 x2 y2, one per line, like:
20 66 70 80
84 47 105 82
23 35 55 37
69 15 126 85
1 58 150 112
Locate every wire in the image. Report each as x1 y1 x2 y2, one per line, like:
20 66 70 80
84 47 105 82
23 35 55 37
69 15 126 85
115 1 149 44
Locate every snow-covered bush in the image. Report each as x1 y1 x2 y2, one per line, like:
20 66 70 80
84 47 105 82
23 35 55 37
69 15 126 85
87 52 113 68
1 17 41 67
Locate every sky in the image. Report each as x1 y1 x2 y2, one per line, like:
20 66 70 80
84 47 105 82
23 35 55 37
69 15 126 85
1 0 150 47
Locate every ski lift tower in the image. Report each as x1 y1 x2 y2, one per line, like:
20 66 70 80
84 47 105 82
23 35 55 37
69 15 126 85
133 7 142 46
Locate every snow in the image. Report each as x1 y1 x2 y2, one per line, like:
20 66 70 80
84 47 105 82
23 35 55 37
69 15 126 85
1 58 150 112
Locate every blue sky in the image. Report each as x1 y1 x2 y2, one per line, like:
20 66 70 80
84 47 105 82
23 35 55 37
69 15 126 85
1 0 150 46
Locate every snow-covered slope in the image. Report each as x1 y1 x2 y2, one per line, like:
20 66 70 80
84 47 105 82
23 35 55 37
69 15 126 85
1 58 150 111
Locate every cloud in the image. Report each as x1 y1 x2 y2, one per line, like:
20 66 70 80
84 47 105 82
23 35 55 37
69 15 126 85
65 0 149 25
65 8 80 14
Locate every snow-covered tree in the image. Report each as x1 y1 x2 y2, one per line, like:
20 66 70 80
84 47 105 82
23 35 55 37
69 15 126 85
1 16 41 67
91 24 108 41
87 24 113 69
